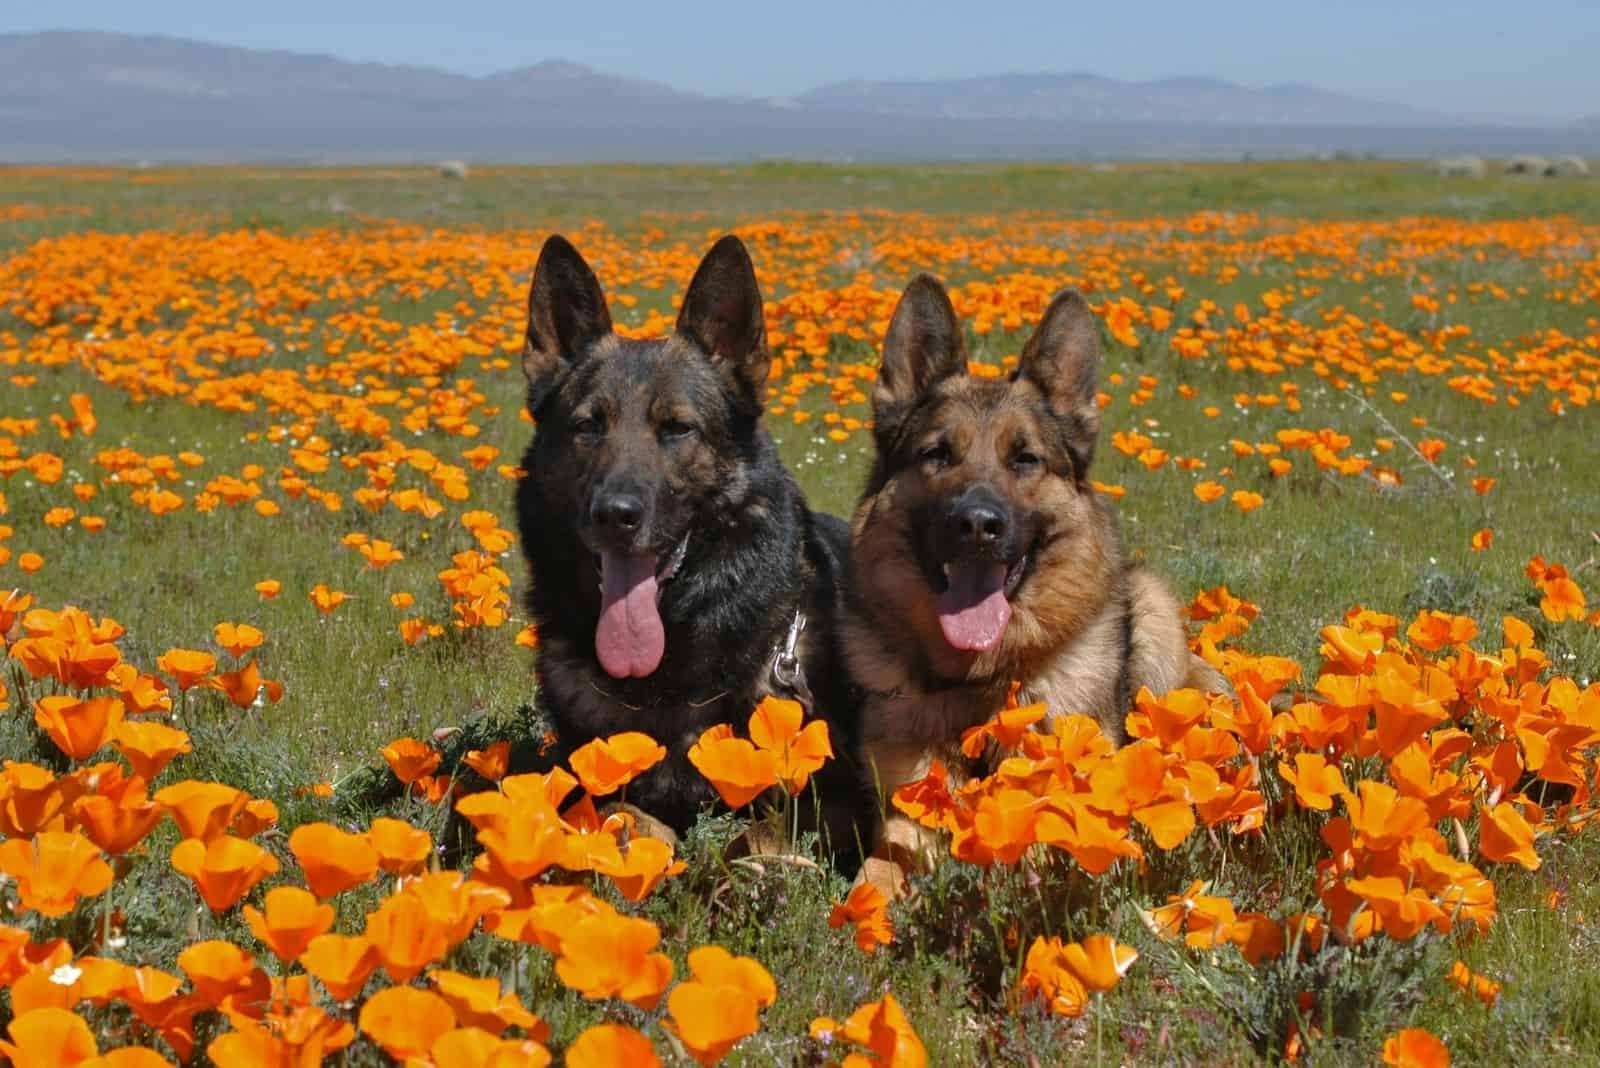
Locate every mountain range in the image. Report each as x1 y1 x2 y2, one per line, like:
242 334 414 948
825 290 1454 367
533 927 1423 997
1 30 1594 163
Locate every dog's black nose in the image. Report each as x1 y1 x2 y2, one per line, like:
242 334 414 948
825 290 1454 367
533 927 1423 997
955 501 1007 547
592 492 644 535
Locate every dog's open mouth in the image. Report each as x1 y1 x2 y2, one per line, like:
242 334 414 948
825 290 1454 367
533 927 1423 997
594 535 688 679
935 551 1030 653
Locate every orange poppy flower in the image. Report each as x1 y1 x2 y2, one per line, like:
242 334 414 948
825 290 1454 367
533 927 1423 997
462 741 510 782
1277 753 1349 811
243 887 335 962
566 1024 660 1068
287 822 379 898
154 781 249 842
209 660 283 709
0 764 71 840
177 940 266 1010
366 817 433 876
1058 933 1138 992
1381 1027 1450 1067
213 623 264 658
829 882 894 953
1478 802 1540 870
1447 960 1502 1006
687 725 777 809
379 737 441 785
33 695 125 762
0 830 113 916
1017 938 1088 1018
475 803 568 881
554 911 674 1009
429 970 545 1036
156 649 216 691
357 985 457 1060
170 835 279 912
1193 480 1226 503
254 580 281 600
667 979 763 1065
809 992 926 1068
665 946 777 1061
307 584 350 615
568 731 667 797
231 797 279 839
600 837 686 903
1470 528 1493 552
298 934 381 1002
73 778 164 856
364 893 452 983
110 665 173 716
111 720 192 781
0 1008 99 1067
1227 912 1287 965
748 696 834 793
428 1028 552 1068
206 1015 339 1068
1538 577 1587 623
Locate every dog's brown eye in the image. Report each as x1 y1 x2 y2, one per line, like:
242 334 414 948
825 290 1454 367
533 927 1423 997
917 441 951 467
659 419 696 442
1011 451 1042 472
573 415 603 438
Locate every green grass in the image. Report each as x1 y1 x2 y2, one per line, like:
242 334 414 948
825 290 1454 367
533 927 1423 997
1 161 1597 1064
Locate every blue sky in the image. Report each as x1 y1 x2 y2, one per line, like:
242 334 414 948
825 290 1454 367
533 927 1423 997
4 0 1597 120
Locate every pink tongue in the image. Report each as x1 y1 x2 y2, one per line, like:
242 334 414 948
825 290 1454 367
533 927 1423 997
595 551 665 678
937 561 1012 652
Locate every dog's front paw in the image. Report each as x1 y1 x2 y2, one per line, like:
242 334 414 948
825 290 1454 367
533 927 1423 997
856 854 911 901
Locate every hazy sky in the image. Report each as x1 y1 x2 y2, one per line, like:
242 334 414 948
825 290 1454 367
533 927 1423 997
5 0 1597 121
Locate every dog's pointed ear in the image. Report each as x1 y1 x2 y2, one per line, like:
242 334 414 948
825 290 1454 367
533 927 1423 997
874 274 966 430
523 235 612 412
676 235 769 411
1016 288 1102 472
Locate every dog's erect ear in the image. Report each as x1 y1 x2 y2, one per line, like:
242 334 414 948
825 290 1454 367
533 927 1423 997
523 235 612 411
1015 288 1102 473
676 235 770 410
874 274 967 428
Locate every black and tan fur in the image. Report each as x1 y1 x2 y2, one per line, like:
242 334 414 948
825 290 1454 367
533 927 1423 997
514 234 873 867
844 276 1226 887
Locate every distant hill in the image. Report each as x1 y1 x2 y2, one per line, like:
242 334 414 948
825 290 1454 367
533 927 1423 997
1 30 1595 163
796 72 1451 127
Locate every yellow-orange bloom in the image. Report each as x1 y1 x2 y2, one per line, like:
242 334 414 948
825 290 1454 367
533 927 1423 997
33 695 124 762
288 822 380 898
243 886 336 961
829 882 894 953
357 985 457 1061
566 1024 660 1068
568 731 666 796
0 830 113 916
554 911 674 1009
0 1008 99 1067
379 737 441 785
170 835 279 911
1382 1027 1450 1067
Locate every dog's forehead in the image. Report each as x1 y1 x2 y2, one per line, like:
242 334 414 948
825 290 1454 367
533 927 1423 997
921 376 1049 437
570 335 724 412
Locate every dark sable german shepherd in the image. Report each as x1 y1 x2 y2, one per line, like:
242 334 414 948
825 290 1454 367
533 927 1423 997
845 275 1227 887
514 233 871 866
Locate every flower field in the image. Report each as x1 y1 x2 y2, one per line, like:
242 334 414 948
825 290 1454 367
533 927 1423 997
0 162 1598 1065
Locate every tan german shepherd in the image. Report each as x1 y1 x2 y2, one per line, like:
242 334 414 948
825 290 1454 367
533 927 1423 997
843 275 1226 890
